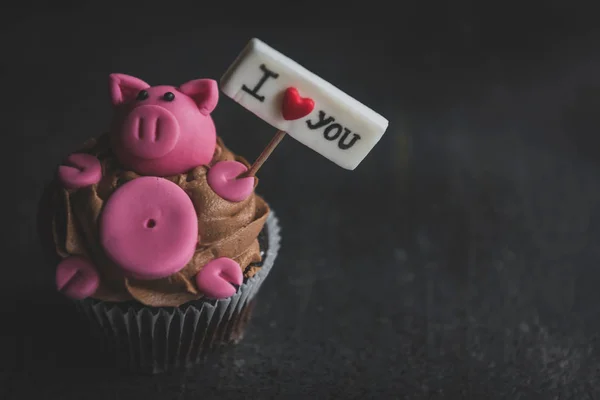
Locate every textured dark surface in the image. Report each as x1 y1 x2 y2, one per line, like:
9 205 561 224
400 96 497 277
3 2 600 399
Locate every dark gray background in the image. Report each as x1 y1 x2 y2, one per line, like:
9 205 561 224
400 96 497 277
2 2 600 398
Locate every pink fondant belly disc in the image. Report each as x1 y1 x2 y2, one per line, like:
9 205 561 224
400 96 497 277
100 176 198 280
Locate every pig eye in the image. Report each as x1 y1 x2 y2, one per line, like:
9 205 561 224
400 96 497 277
136 90 149 101
163 92 175 102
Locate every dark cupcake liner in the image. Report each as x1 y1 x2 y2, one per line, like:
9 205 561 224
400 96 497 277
75 212 280 374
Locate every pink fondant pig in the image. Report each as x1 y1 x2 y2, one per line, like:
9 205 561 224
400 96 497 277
55 74 256 300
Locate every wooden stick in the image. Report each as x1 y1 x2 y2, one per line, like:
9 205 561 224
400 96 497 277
239 130 287 178
238 130 287 178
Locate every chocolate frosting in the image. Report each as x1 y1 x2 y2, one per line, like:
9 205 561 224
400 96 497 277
47 134 269 307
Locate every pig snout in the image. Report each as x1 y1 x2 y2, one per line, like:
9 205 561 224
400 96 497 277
121 105 180 159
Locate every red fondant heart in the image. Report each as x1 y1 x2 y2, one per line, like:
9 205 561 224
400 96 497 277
281 87 315 121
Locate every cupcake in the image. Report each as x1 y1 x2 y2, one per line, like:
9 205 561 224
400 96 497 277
37 73 280 374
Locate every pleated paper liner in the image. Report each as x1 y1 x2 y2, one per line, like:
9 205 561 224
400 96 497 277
75 212 280 374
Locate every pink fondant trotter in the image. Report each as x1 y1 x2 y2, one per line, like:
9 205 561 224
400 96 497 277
196 257 243 299
56 256 100 300
57 153 102 190
207 161 255 202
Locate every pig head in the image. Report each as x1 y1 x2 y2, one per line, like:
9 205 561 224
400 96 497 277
109 73 219 176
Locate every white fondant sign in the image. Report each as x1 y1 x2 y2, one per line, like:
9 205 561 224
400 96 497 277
220 38 389 170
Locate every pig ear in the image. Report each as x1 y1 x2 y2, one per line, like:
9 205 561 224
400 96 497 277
109 73 150 106
179 79 219 115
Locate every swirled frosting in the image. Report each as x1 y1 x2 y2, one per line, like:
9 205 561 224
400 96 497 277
44 134 269 307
